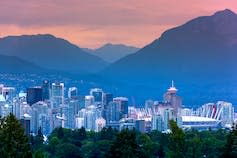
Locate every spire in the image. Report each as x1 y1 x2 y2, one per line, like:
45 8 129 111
168 80 177 93
171 80 174 87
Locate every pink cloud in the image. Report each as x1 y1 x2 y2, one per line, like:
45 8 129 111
0 0 236 48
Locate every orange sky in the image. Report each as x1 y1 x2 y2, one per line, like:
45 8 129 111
0 0 237 48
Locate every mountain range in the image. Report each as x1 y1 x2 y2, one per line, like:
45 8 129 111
0 34 108 74
83 43 139 63
102 9 237 105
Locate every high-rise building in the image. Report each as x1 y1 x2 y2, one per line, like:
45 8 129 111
105 102 121 124
51 82 64 108
85 105 97 131
90 88 103 107
31 101 51 135
95 117 106 132
20 114 31 135
135 120 145 133
0 84 4 95
68 87 78 99
27 87 43 106
1 103 13 117
113 97 129 116
12 97 21 119
163 108 175 131
145 100 154 109
42 80 50 100
75 117 84 129
119 118 135 130
2 87 16 101
218 101 234 127
103 93 113 109
163 81 182 116
152 114 163 131
85 95 94 108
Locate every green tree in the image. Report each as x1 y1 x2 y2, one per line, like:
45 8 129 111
137 133 154 158
33 149 49 158
32 127 44 150
0 113 32 157
55 143 81 158
167 120 185 158
222 124 237 158
81 140 111 158
185 134 202 158
109 128 141 158
73 127 87 141
46 136 59 156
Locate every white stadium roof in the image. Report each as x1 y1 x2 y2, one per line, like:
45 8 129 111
182 116 217 122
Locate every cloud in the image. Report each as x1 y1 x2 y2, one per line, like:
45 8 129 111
0 0 236 48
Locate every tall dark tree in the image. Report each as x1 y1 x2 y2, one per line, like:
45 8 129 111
109 129 141 158
32 127 44 149
167 120 185 158
0 113 32 157
222 124 237 158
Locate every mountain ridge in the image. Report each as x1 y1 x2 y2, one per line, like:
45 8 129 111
101 9 237 105
0 54 45 73
0 34 108 74
83 43 139 63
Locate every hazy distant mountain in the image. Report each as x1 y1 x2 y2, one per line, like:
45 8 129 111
0 34 108 74
0 54 44 73
103 9 237 105
83 43 139 63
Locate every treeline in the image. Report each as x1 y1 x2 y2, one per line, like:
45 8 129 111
1 114 237 158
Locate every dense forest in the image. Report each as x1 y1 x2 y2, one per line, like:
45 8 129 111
0 114 237 158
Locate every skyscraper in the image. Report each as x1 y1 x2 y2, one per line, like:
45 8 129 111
105 102 121 124
42 80 50 100
135 120 145 133
68 87 78 99
113 97 129 116
152 114 163 131
27 87 43 106
90 88 103 107
2 86 16 101
51 82 64 108
103 93 113 109
163 81 182 116
218 101 234 127
85 95 94 108
95 117 106 132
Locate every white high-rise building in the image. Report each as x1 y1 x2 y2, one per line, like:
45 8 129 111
31 101 51 135
2 87 16 101
95 117 106 132
1 103 12 117
85 105 97 131
218 101 234 127
75 117 84 129
85 95 94 108
68 87 78 99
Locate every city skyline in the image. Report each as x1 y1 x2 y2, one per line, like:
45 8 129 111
0 79 234 135
0 0 237 48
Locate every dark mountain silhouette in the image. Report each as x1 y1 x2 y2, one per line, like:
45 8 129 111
102 9 237 105
0 34 108 74
0 54 45 73
83 43 139 63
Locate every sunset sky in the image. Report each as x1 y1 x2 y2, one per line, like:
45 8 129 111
0 0 237 48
